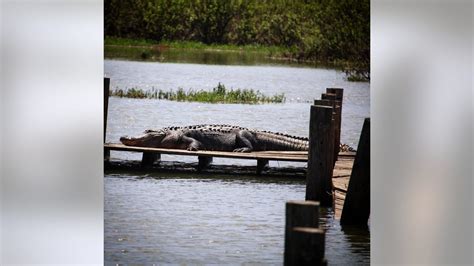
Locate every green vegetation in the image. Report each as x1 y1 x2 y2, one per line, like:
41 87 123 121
110 83 285 104
105 36 288 55
105 0 369 81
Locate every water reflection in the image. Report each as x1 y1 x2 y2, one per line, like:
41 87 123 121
320 208 370 265
105 45 336 68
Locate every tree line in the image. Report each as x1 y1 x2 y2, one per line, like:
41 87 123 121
105 0 369 80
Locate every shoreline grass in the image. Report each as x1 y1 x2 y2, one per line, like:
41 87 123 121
105 36 291 55
109 83 285 104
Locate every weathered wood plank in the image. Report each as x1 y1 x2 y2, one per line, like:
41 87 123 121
104 143 355 161
104 143 308 162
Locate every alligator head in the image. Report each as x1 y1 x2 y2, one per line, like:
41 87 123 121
120 129 167 147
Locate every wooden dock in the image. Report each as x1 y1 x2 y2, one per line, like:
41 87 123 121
105 143 356 162
105 143 309 162
105 143 354 218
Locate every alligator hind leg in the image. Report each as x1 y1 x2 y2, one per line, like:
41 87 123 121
234 131 255 152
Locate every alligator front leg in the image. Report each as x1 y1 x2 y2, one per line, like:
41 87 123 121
234 131 255 152
181 136 202 151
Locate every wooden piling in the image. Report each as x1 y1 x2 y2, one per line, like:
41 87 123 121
321 92 342 164
313 99 338 167
104 77 110 161
340 118 370 227
284 201 320 266
327 88 344 164
257 159 269 175
306 105 335 207
326 88 343 103
313 99 333 107
321 93 337 101
141 152 160 168
198 156 213 171
287 227 326 266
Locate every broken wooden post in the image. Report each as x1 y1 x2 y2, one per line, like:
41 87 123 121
306 105 334 207
198 156 213 171
104 77 110 161
141 152 160 168
284 200 320 266
288 227 326 266
341 118 370 227
257 159 269 175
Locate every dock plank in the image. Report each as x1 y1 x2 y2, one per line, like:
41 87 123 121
332 158 354 219
105 143 355 162
105 143 311 162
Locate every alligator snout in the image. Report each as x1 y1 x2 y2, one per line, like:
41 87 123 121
120 135 130 141
120 135 137 146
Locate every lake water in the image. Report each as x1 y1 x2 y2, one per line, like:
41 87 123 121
104 54 370 264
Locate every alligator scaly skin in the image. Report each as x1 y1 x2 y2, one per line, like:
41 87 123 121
120 124 309 152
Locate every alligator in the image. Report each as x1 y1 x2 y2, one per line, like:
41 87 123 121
120 124 309 152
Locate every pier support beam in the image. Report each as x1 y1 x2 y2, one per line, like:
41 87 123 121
198 156 213 171
141 152 161 168
257 159 269 175
306 105 335 207
341 118 370 227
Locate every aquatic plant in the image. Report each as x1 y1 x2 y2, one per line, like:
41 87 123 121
110 83 285 104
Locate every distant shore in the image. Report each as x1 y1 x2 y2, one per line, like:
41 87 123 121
105 37 368 82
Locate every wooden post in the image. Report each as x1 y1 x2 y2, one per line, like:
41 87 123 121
314 99 337 167
284 201 320 266
287 227 326 266
341 118 370 227
306 105 334 207
104 77 110 161
198 156 213 171
257 159 269 175
321 93 336 101
141 152 160 168
327 88 343 163
321 93 342 164
326 88 343 104
313 99 333 106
